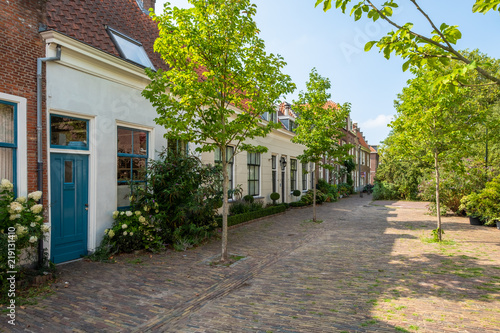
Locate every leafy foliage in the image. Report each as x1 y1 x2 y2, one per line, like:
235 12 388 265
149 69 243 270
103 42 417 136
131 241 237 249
0 180 49 298
92 151 222 257
292 68 352 221
144 0 295 261
314 0 500 88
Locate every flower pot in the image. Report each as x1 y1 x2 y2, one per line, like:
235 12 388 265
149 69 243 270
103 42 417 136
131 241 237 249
469 216 482 225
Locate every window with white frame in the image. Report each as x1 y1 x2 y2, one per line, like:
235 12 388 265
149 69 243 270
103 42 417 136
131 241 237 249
0 101 16 188
247 152 260 196
117 127 148 208
302 162 308 191
215 146 234 196
272 155 277 193
290 158 297 191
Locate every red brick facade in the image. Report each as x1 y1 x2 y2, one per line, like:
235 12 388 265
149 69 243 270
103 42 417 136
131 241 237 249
0 0 47 204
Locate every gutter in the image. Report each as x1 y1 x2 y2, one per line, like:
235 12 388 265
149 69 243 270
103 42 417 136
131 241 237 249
36 44 61 267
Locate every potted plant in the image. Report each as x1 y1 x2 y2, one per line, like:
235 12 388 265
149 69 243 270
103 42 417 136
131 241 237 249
460 193 483 225
476 175 500 228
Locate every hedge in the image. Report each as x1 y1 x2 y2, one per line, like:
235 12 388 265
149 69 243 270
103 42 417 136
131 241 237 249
216 204 288 228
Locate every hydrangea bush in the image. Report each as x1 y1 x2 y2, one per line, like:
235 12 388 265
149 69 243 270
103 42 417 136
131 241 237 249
0 179 49 292
100 206 163 253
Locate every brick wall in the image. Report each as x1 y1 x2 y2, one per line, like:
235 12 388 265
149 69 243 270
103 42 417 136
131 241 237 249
0 0 47 205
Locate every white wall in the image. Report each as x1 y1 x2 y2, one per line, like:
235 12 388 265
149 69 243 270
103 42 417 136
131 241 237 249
44 36 169 252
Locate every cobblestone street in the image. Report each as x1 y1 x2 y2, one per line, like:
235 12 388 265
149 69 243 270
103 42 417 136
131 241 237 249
4 196 500 332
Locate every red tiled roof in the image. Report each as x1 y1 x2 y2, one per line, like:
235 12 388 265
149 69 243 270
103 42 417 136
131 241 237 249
370 146 377 153
356 131 370 149
46 0 167 71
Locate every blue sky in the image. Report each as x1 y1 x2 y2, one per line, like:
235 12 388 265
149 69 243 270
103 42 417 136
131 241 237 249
155 0 500 145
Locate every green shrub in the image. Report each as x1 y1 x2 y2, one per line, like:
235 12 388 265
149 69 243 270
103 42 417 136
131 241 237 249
372 180 400 200
270 192 280 204
243 194 254 203
93 150 222 257
217 204 288 227
299 189 327 205
317 179 339 202
460 175 500 225
229 200 263 215
337 182 352 197
292 189 301 197
289 201 309 207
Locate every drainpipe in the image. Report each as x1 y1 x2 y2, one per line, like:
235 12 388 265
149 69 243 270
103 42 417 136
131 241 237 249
36 44 61 268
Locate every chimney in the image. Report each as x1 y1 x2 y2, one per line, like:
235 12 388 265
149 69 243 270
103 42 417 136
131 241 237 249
144 0 156 12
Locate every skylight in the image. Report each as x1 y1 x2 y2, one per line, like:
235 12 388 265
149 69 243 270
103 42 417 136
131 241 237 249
106 26 155 69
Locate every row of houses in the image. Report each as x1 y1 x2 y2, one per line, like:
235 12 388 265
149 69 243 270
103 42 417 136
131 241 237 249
0 0 379 264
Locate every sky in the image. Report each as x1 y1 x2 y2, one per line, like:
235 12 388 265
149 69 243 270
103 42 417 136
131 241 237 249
154 0 500 145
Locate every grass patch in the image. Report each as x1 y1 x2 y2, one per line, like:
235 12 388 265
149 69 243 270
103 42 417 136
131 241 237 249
302 219 323 224
360 319 378 327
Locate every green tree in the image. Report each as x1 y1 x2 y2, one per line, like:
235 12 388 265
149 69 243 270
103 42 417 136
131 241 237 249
292 68 352 222
143 0 295 261
314 0 500 88
390 64 490 240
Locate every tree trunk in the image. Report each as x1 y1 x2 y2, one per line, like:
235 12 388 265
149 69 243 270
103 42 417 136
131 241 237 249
313 162 319 222
434 150 442 242
221 146 229 261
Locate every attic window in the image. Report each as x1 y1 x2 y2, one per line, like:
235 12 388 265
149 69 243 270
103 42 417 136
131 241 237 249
106 26 155 69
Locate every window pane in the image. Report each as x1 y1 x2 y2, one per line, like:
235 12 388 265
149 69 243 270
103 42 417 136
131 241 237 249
0 103 14 144
117 184 131 207
272 155 276 169
0 147 13 182
51 115 88 148
133 130 148 155
117 157 131 181
117 128 132 154
132 158 147 181
64 160 73 183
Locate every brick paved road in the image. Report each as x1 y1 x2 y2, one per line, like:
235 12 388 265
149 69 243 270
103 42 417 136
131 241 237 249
3 195 500 332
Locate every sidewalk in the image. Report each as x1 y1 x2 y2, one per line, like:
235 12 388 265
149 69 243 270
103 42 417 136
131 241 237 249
4 196 500 332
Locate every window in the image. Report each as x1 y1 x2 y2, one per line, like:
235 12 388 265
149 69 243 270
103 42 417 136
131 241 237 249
272 155 277 193
310 162 314 189
247 152 260 196
50 114 89 149
167 137 188 155
302 162 308 191
117 127 148 208
107 26 155 69
215 146 234 196
0 101 16 187
290 158 297 191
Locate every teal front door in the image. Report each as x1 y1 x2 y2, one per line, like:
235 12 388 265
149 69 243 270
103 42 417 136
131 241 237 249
50 153 89 263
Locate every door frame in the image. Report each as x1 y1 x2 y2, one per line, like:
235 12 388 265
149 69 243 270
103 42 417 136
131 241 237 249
47 110 95 262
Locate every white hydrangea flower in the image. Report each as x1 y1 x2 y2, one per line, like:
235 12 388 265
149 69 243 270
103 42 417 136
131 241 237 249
135 211 141 216
130 232 133 236
36 216 43 222
1 179 13 190
30 204 43 214
41 224 50 233
112 211 119 219
30 222 37 227
139 216 146 223
9 214 21 220
125 211 133 217
123 231 128 236
122 224 128 229
16 196 27 204
108 230 115 238
9 202 24 213
16 226 27 236
28 191 43 201
29 236 38 243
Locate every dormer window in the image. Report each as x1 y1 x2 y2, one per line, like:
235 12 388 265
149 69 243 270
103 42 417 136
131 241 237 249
106 26 155 69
